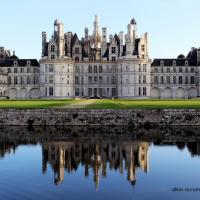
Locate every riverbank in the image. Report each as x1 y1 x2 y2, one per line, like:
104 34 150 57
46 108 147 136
0 109 200 126
1 99 200 109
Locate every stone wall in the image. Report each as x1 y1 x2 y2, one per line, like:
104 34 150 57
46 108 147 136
0 109 200 126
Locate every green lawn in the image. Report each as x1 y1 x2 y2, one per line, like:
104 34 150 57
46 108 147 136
1 99 200 109
86 99 200 109
0 99 78 109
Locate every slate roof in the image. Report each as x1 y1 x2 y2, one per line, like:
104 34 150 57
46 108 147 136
0 58 39 67
152 48 198 66
71 34 80 46
103 48 109 58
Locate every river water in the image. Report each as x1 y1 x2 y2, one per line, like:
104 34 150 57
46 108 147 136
0 126 200 200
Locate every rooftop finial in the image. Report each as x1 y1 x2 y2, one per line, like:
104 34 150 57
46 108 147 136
95 15 98 22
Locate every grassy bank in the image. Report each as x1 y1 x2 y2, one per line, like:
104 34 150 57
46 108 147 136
1 99 200 109
86 99 200 109
0 99 77 109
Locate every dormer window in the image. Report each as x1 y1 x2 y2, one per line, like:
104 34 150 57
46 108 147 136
14 61 18 66
27 61 31 66
185 60 189 66
173 60 176 66
51 45 55 53
111 47 116 54
160 60 164 66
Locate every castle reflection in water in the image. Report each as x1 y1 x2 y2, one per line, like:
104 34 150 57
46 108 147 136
1 126 200 190
42 141 149 189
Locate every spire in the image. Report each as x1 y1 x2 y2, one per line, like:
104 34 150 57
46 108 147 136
93 15 101 48
95 15 98 23
93 14 99 35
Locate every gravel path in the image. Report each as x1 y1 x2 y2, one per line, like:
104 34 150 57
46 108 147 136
62 100 97 108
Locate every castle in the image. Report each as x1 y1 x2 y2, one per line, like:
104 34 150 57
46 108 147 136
0 15 200 99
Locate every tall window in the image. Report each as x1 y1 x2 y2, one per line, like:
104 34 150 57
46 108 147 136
21 68 24 73
191 76 195 84
143 75 146 84
75 77 79 85
75 88 80 96
143 64 147 72
49 75 54 84
75 66 80 74
51 45 55 52
14 77 18 84
161 76 164 84
178 76 183 84
49 87 54 96
94 77 98 83
185 67 188 73
185 76 188 84
14 68 17 73
138 87 141 96
99 65 103 73
111 47 116 54
167 68 170 73
99 77 103 84
143 87 147 96
34 76 38 84
166 76 170 84
173 76 176 84
88 88 92 96
154 76 158 84
88 66 92 73
27 76 31 84
51 55 55 59
8 77 11 84
49 65 54 73
94 65 97 73
88 77 92 84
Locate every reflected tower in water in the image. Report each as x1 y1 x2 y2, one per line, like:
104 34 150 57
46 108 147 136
42 140 150 189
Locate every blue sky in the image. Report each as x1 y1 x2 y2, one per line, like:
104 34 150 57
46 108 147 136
0 0 200 59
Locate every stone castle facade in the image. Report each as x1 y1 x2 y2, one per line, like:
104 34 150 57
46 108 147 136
0 16 200 99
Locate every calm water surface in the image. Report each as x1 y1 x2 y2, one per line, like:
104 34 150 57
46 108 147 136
0 127 200 200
